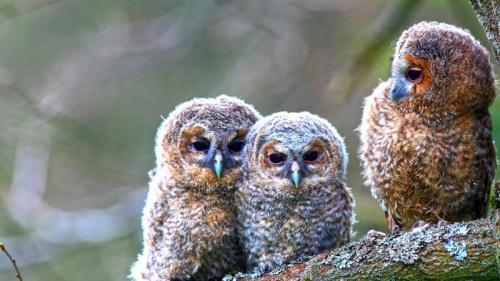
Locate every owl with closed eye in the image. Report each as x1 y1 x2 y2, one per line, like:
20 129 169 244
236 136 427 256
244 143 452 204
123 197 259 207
237 112 354 272
359 21 496 232
130 95 261 281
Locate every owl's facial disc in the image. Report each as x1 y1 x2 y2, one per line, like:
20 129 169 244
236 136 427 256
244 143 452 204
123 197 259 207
390 54 431 103
263 140 325 188
182 126 247 179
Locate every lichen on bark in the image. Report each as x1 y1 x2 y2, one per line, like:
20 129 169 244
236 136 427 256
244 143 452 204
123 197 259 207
225 219 498 281
470 0 500 61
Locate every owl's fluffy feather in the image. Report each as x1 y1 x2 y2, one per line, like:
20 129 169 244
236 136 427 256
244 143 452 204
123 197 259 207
237 111 354 272
359 22 496 231
130 95 261 280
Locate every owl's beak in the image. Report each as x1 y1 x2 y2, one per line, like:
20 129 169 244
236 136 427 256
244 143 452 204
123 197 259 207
389 81 409 102
290 161 301 187
213 150 223 178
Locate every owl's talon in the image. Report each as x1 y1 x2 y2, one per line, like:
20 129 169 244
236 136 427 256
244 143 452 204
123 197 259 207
411 220 429 232
390 224 401 235
385 211 401 234
365 230 386 240
436 219 449 228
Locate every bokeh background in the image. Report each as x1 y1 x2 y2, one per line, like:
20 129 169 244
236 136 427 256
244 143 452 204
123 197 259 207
0 0 498 280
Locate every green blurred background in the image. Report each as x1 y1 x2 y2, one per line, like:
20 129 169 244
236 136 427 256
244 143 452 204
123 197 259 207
0 0 498 280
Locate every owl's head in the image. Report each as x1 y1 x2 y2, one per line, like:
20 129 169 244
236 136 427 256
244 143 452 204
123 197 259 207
389 21 495 122
156 95 261 193
244 112 347 195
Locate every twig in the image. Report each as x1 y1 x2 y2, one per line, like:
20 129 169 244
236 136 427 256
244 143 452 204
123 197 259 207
0 243 24 281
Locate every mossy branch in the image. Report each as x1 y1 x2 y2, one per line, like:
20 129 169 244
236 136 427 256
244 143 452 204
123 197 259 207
0 243 24 281
470 0 500 62
225 219 498 281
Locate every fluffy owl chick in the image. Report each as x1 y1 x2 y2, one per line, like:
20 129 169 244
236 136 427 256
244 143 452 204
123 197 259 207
359 21 496 231
130 95 261 281
237 112 354 272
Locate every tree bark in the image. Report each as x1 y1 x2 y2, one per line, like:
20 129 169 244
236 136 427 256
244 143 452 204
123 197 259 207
470 0 500 61
225 219 498 281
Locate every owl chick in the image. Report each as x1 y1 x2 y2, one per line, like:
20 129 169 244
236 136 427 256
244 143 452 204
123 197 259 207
359 21 496 232
237 112 354 272
130 95 261 281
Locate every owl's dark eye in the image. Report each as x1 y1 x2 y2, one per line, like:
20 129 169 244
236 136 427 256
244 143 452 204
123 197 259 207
228 140 245 153
303 150 320 163
269 153 286 165
405 66 423 82
192 139 210 152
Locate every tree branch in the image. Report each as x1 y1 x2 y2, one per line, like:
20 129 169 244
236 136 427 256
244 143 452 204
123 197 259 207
470 0 500 62
225 219 498 281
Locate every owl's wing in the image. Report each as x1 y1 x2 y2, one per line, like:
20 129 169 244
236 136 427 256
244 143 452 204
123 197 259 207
474 110 496 218
359 81 393 215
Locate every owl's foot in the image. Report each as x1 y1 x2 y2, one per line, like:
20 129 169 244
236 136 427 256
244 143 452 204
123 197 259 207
365 230 386 240
436 219 449 228
250 266 265 277
254 257 282 274
391 224 401 235
411 220 429 232
385 211 400 234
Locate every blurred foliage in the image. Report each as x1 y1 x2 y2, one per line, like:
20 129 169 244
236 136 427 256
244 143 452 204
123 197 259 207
0 0 498 280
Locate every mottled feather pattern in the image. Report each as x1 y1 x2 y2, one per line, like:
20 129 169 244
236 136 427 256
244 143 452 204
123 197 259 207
237 112 354 272
359 22 496 230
